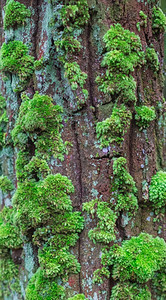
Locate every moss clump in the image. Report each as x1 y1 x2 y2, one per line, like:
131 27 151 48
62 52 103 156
68 295 88 300
0 41 34 91
0 175 13 192
135 105 156 129
0 207 22 249
52 0 89 110
152 6 166 32
12 92 65 160
110 282 151 300
4 0 31 30
96 23 144 104
137 11 147 32
152 266 166 299
111 157 138 214
0 254 21 298
96 104 132 148
0 95 8 148
145 47 159 72
25 268 65 300
149 171 166 210
95 233 166 298
83 158 137 246
110 233 166 283
83 200 117 244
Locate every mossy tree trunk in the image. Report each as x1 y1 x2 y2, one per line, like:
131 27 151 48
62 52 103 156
0 0 165 299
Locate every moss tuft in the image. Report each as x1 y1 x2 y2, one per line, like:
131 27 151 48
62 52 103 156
149 171 166 210
4 0 31 30
0 175 13 193
135 105 156 129
0 41 34 92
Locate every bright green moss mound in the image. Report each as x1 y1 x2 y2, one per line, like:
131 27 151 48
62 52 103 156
25 268 65 300
110 282 151 300
38 244 81 278
110 233 166 283
96 104 132 148
0 41 34 91
0 175 13 192
12 92 65 160
152 6 166 32
12 173 83 233
135 105 156 129
0 207 22 249
4 0 31 30
96 23 144 103
149 171 166 209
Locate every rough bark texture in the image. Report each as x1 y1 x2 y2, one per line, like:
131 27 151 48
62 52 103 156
0 0 165 299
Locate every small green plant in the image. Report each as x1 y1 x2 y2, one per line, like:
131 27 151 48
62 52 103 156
0 41 34 91
96 104 132 148
0 176 13 193
152 6 166 32
135 105 156 129
149 171 166 210
60 1 89 29
4 0 31 30
145 47 159 72
12 92 65 160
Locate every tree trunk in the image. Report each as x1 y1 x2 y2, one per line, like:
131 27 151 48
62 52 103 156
0 0 165 299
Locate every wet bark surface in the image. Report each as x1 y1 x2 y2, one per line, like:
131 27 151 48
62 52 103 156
0 0 165 299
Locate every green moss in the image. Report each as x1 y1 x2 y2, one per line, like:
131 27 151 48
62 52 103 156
93 267 110 284
96 104 132 148
96 23 144 104
52 0 90 110
111 157 138 214
34 56 44 70
60 0 89 29
149 171 166 210
4 0 31 30
0 95 8 148
84 201 117 244
0 206 22 249
135 105 156 129
25 268 65 300
152 6 166 32
145 47 160 72
0 41 34 92
110 233 166 283
110 282 151 300
12 92 65 160
38 245 81 278
137 11 148 32
152 266 166 299
68 295 88 300
0 175 13 192
0 254 21 298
